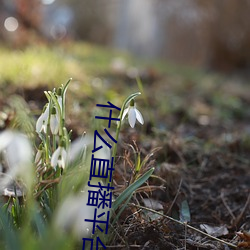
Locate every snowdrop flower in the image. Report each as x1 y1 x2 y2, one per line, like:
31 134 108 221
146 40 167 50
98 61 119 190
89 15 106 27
51 142 67 169
57 95 63 112
122 99 144 128
50 106 59 135
36 103 50 133
54 180 110 238
0 130 33 190
67 134 91 164
56 87 63 111
66 134 111 172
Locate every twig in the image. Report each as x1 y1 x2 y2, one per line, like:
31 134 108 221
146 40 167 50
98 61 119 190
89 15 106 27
109 218 129 247
184 221 187 250
166 178 183 215
106 245 141 248
34 179 60 198
221 190 236 221
233 192 250 227
129 203 237 249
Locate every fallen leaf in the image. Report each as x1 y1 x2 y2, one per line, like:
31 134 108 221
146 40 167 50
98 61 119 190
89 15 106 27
200 224 229 237
142 198 164 221
142 198 163 210
237 231 250 248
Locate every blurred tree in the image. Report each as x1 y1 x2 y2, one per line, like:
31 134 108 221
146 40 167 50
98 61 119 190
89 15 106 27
203 0 250 71
1 0 250 72
0 0 42 46
160 0 250 71
64 0 115 44
16 0 41 31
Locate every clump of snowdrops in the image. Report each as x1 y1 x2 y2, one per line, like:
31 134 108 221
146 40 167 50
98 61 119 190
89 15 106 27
0 79 154 250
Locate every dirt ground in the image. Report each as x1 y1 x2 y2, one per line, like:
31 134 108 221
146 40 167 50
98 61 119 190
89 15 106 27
107 72 250 249
1 68 250 250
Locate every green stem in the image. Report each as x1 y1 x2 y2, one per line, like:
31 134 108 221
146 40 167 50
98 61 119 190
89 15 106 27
61 78 72 127
52 134 56 152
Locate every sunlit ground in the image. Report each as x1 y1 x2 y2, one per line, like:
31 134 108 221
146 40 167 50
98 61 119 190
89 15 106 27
0 41 250 249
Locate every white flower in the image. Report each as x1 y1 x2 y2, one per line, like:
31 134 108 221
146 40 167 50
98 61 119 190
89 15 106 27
56 87 63 112
57 95 63 111
55 192 92 238
50 106 59 135
122 100 144 128
67 135 91 164
0 130 33 190
54 180 110 238
36 104 49 133
51 145 67 169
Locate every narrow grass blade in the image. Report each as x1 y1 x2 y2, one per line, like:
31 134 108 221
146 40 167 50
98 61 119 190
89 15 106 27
0 208 21 250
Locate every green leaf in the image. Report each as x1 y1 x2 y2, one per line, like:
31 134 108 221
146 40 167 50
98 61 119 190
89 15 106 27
112 192 133 225
112 167 154 211
179 199 191 222
135 152 141 173
32 209 46 237
0 208 21 250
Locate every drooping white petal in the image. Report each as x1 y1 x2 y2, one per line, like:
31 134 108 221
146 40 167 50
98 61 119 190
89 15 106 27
67 135 92 163
121 107 129 121
50 114 59 135
5 133 32 170
121 101 144 128
57 96 63 111
36 104 50 134
55 195 82 235
54 180 110 238
57 158 64 169
41 121 48 133
36 113 45 133
0 130 33 191
59 148 67 169
51 147 61 168
135 109 144 125
128 107 136 128
61 148 67 160
51 147 67 169
0 130 14 151
44 103 50 117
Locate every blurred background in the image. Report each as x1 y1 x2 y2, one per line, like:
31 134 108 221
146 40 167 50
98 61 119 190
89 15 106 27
0 2 250 249
1 0 250 72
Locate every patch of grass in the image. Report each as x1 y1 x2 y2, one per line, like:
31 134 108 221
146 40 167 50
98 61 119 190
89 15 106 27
0 42 208 87
0 45 69 86
0 42 123 87
62 42 131 75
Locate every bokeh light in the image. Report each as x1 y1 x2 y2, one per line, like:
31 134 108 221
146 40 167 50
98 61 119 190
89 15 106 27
41 0 55 5
4 17 19 32
50 24 67 40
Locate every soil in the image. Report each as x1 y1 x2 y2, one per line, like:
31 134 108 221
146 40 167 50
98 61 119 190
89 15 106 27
1 70 250 250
